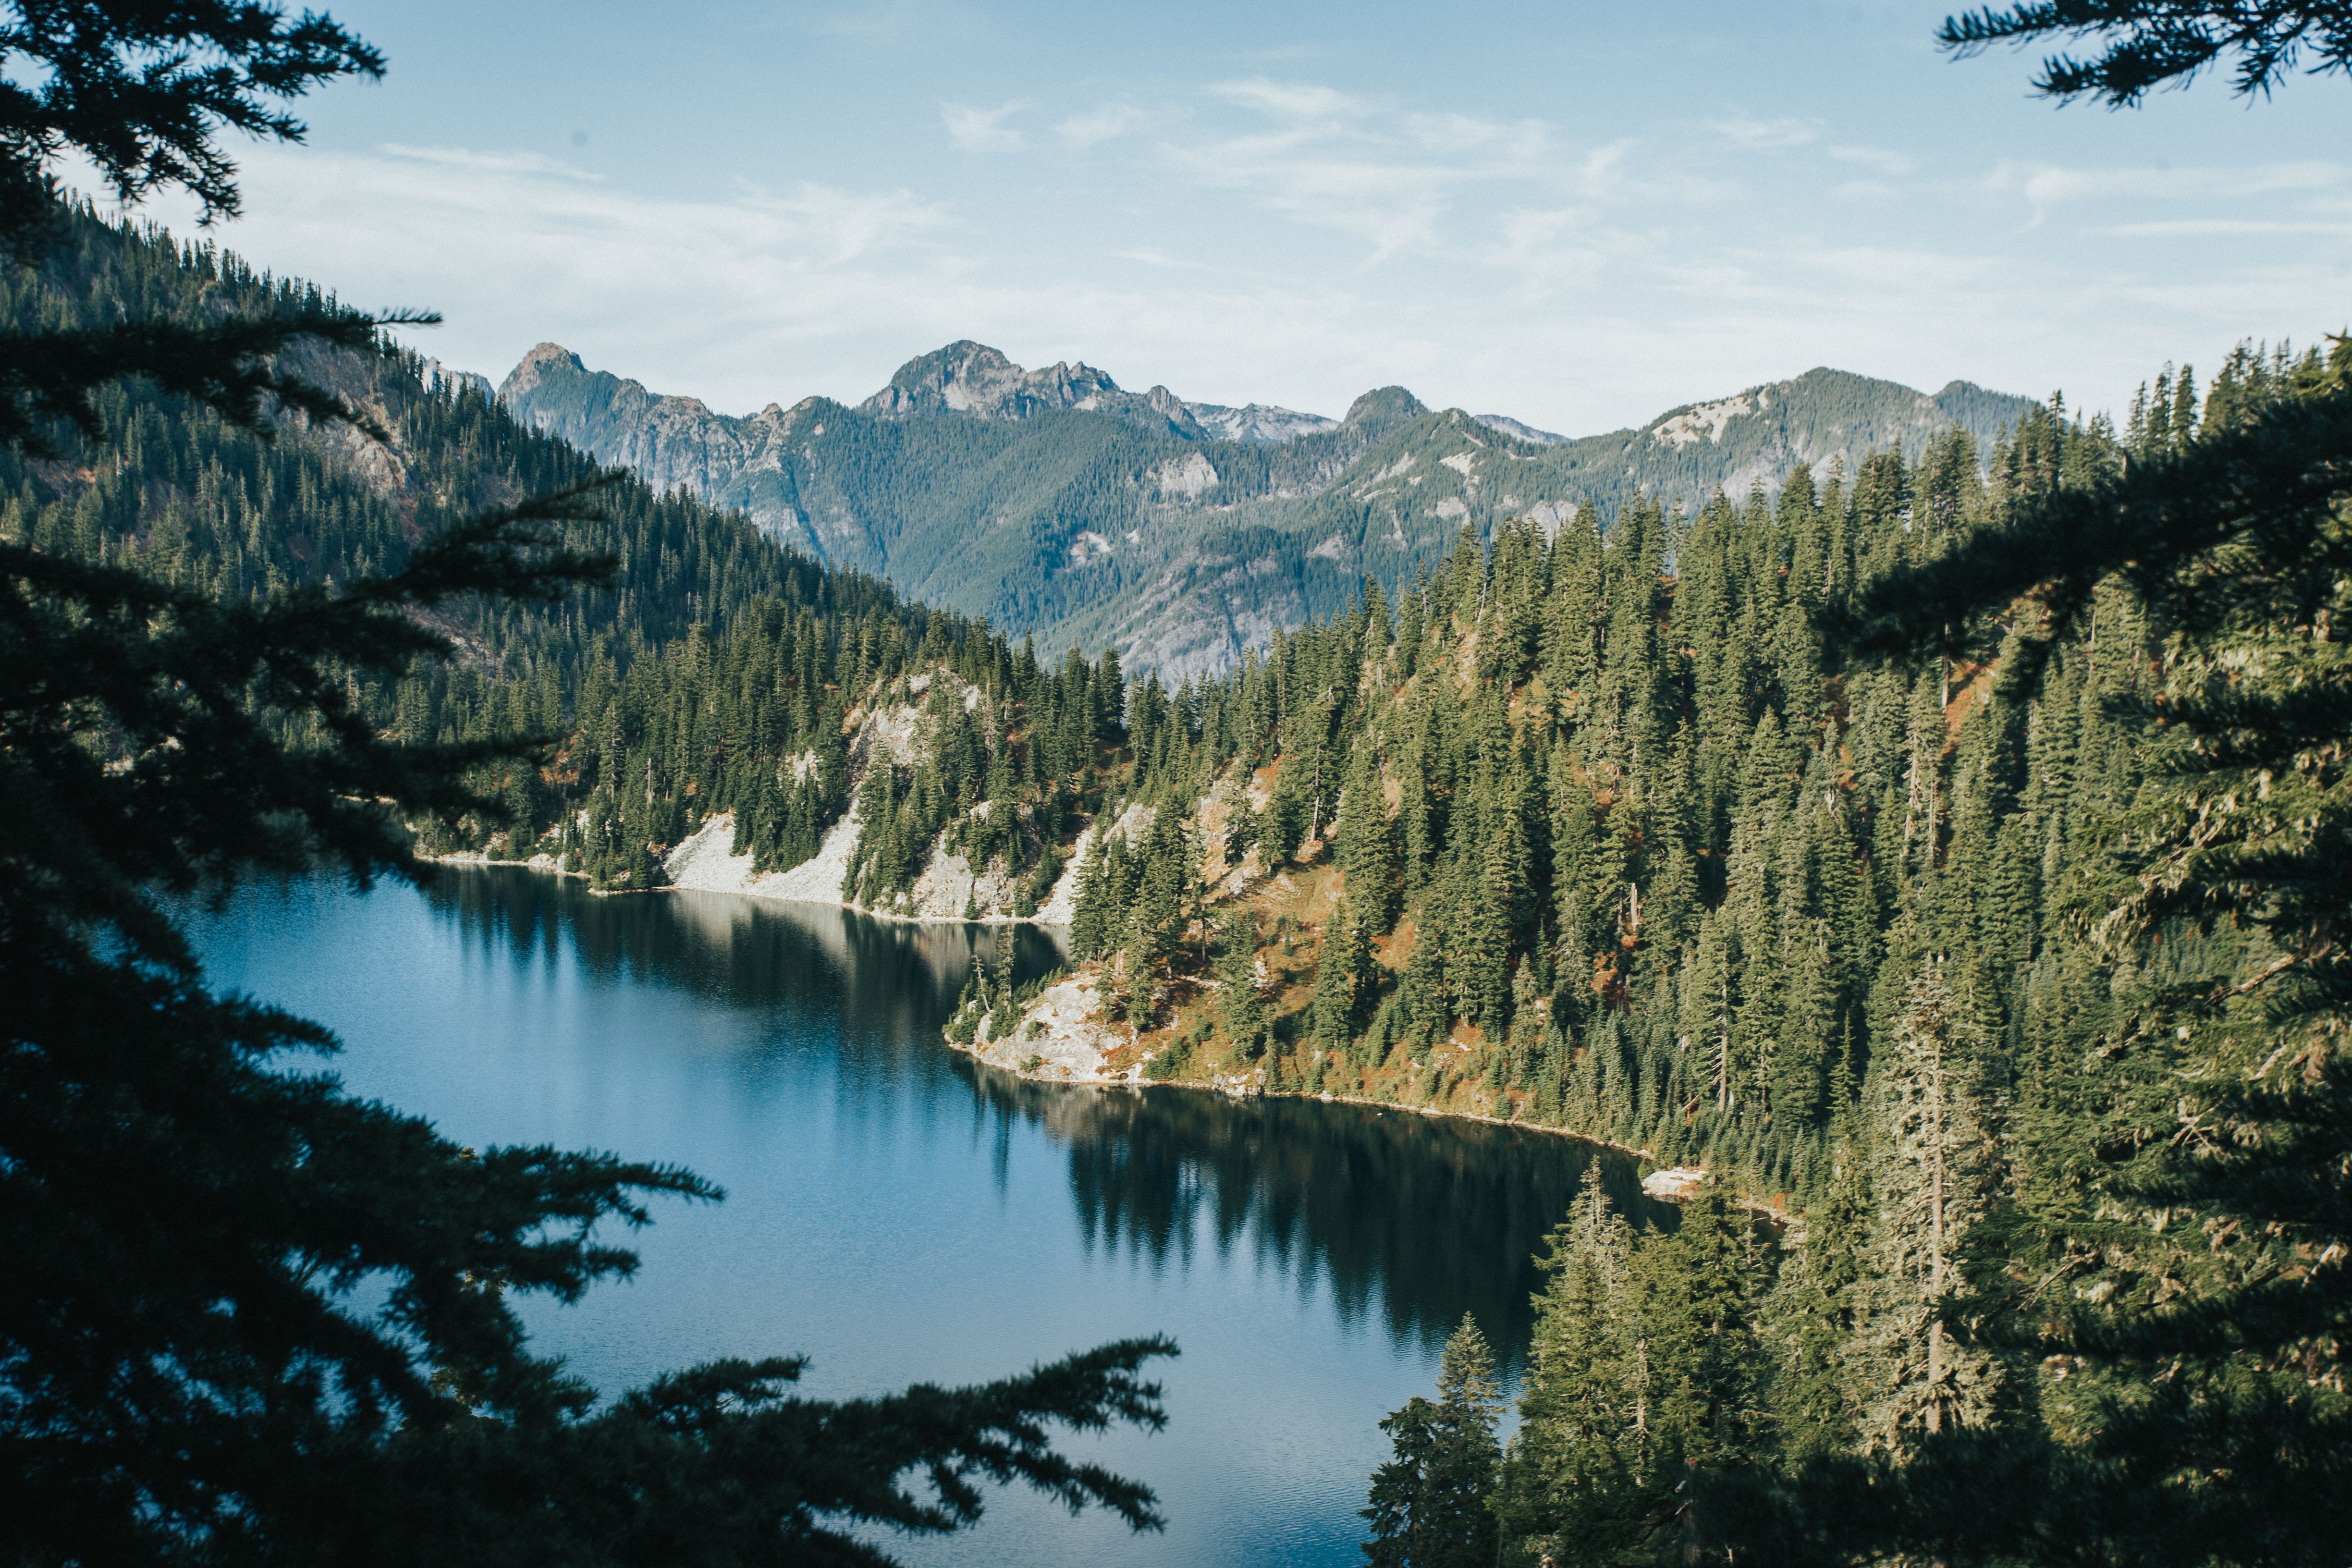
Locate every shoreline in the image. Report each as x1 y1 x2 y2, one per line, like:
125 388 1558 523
950 1027 1661 1163
433 849 1774 1223
421 848 1073 927
940 1036 1785 1224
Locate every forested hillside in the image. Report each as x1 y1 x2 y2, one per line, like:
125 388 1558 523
19 189 2338 1568
502 342 2034 676
0 209 1129 902
1051 407 2130 1182
1320 340 2345 1565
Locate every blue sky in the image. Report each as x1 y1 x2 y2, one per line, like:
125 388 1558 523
126 0 2351 435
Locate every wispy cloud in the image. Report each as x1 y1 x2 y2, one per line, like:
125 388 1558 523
1114 246 1208 269
126 63 2352 449
1708 113 1818 150
942 100 1027 152
1404 111 1551 161
1991 158 2351 225
2095 218 2352 237
1830 145 1914 177
380 144 603 181
1168 82 1597 265
1057 104 1147 151
1206 78 1369 121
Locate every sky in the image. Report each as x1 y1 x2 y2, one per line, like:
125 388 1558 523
118 0 2352 436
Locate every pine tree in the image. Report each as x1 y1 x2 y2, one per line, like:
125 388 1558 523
0 21 1176 1564
1767 1135 1869 1462
1311 895 1373 1051
1218 912 1266 1056
1362 1314 1503 1568
1494 1165 1642 1565
1338 735 1401 929
1848 967 2004 1452
1635 1184 1763 1482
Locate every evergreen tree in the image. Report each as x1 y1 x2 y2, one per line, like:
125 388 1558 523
1846 966 2005 1452
0 19 1175 1564
1937 0 2352 106
1338 735 1401 929
1311 894 1373 1051
1218 912 1266 1056
1688 25 2352 1543
1361 1314 1504 1568
1494 1165 1646 1565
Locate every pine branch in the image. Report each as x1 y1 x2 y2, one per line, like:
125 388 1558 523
0 303 437 452
0 478 622 969
1938 1 2352 105
0 0 384 234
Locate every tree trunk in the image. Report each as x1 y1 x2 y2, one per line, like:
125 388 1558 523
1925 1035 1947 1436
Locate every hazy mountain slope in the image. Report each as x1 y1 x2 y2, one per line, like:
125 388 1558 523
502 345 2034 676
1537 366 2043 515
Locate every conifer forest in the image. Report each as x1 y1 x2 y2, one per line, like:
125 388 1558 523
6 3 2349 1566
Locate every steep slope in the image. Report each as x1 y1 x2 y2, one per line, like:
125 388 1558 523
6 210 1130 918
1541 366 2046 512
502 345 2036 676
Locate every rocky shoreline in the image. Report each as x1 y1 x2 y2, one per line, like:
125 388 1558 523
421 801 1093 926
937 969 1740 1210
428 849 1740 1214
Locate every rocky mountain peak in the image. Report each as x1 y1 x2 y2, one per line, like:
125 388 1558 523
858 341 1126 422
1475 412 1565 445
501 342 587 404
1342 385 1428 432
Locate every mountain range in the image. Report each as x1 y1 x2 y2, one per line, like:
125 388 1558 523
500 342 2034 676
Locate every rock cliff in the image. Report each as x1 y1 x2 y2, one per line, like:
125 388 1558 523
501 341 2034 677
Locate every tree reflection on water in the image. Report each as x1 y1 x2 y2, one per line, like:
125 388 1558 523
423 866 1666 1371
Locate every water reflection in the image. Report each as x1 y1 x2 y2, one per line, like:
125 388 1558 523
413 867 1664 1370
423 866 1066 1051
967 1075 1663 1364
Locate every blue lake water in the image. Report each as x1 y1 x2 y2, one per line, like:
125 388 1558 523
188 868 1658 1566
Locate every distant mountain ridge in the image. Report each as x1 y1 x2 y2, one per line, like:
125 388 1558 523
500 343 2034 675
852 339 1340 444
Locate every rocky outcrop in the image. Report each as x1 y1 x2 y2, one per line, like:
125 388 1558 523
1184 400 1339 444
416 356 493 404
952 975 1138 1084
859 341 1159 428
1034 799 1154 924
662 808 860 904
657 667 1061 923
1641 1166 1710 1202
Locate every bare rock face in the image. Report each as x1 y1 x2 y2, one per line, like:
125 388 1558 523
661 667 1049 923
859 341 1121 422
663 809 862 903
957 976 1137 1084
1642 1166 1709 1202
416 356 494 404
1035 799 1155 925
902 826 1025 919
1186 400 1341 444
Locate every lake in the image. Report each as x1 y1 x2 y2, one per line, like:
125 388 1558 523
188 867 1660 1566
